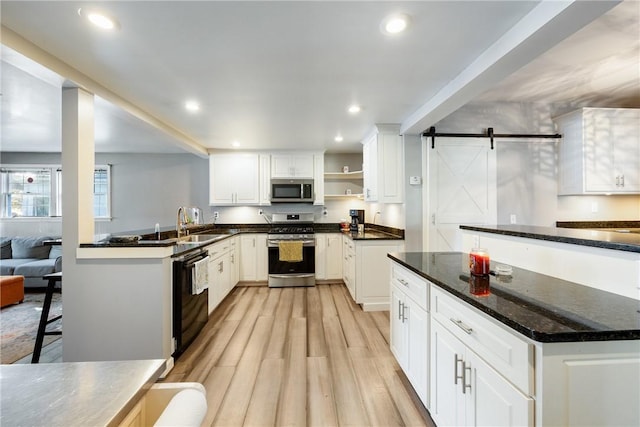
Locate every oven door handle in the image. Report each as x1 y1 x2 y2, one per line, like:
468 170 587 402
268 273 315 279
268 240 315 245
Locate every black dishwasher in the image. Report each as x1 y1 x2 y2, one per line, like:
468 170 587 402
172 250 209 357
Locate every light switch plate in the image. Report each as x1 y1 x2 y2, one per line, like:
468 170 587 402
409 176 422 185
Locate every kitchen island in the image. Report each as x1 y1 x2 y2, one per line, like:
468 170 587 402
460 224 640 299
0 359 165 427
388 252 640 427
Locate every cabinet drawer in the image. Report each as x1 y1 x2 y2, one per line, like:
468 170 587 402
430 286 533 395
391 263 428 311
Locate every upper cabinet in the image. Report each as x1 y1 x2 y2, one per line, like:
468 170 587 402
555 108 640 195
271 154 315 178
209 153 260 205
362 124 404 203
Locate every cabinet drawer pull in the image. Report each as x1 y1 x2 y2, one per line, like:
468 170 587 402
398 278 409 287
450 318 473 335
454 354 464 385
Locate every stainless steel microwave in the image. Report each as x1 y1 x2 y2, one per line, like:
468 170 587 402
270 179 314 203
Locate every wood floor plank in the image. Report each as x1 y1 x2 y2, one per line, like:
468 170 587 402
185 319 241 383
264 288 293 359
317 284 337 317
201 366 235 427
213 315 275 427
331 285 367 348
349 347 404 427
307 357 338 427
217 288 268 367
291 287 306 318
370 310 391 344
354 311 391 357
276 318 307 427
306 287 327 357
243 358 284 427
375 356 432 427
322 316 369 426
224 286 253 321
260 286 282 316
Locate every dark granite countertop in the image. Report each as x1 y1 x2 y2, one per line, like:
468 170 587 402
388 252 640 343
460 224 640 254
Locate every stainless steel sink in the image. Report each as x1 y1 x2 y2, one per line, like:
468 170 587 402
176 234 227 244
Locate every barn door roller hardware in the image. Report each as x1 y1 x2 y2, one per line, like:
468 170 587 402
423 126 562 149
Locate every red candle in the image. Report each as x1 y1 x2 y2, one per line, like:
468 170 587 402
469 248 490 276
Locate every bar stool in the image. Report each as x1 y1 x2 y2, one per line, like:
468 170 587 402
32 272 62 363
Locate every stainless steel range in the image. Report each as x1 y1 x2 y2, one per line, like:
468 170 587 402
267 213 315 287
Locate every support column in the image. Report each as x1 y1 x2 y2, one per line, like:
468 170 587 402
61 87 95 246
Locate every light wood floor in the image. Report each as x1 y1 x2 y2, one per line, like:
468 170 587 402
164 283 435 427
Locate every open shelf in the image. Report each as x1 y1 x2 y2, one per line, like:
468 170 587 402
324 170 363 180
325 193 364 200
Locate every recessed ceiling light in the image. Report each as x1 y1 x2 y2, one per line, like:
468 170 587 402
348 105 361 114
382 13 410 35
185 100 200 112
78 8 119 30
334 135 344 143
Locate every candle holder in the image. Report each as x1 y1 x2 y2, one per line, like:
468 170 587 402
469 248 490 276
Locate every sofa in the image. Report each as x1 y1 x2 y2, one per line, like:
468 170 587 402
0 236 62 288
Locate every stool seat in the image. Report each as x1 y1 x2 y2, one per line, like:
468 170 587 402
0 276 25 308
32 272 62 363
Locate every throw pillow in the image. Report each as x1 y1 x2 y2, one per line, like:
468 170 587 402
0 238 11 259
11 236 51 259
49 245 63 259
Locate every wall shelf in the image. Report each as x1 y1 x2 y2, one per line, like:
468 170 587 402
324 171 363 180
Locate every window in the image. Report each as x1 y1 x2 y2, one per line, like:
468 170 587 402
1 165 111 219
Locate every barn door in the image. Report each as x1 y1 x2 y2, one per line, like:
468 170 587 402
424 138 496 252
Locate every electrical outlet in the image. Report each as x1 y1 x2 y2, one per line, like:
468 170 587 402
213 211 219 220
591 202 598 213
510 214 517 224
472 235 480 248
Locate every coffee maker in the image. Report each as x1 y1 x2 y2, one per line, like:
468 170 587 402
349 209 365 232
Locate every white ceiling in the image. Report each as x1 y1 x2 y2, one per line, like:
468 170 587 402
1 1 638 155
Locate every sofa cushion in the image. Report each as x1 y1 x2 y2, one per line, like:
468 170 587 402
0 239 11 259
11 237 51 259
14 259 58 278
0 258 39 275
49 245 62 259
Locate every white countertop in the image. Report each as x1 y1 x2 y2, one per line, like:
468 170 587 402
0 359 165 427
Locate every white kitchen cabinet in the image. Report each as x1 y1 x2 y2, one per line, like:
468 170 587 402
259 154 271 205
362 124 403 203
430 320 534 427
342 235 356 298
315 233 343 281
555 108 640 194
343 234 404 311
207 238 235 314
209 154 260 205
271 153 314 178
390 263 429 406
239 233 268 282
313 153 324 205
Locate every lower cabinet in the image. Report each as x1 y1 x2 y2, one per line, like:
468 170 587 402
239 234 268 282
430 319 533 427
344 235 403 311
315 233 343 280
391 283 429 405
207 238 236 314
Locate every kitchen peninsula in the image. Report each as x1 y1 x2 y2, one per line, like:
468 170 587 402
460 224 640 300
388 251 640 427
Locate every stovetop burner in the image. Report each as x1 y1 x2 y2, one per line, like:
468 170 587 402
269 225 315 234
